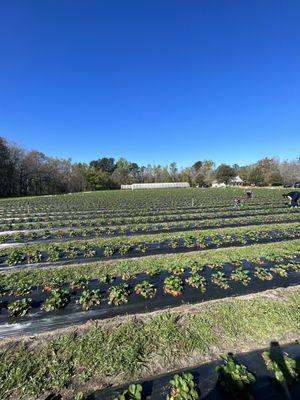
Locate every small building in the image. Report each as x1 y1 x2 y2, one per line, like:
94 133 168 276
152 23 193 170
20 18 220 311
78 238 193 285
229 175 244 186
211 180 227 188
121 182 190 190
211 175 244 188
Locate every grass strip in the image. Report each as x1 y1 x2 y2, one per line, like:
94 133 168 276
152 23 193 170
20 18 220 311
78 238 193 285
1 287 300 399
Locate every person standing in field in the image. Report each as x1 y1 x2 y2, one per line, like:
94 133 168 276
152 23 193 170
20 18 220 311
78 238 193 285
282 191 300 207
245 190 253 200
234 197 242 207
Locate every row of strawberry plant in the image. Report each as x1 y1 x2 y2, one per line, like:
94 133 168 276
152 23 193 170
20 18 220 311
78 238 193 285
1 188 279 215
1 210 299 244
2 260 299 319
2 254 299 298
109 345 300 400
0 202 287 231
1 239 299 295
1 222 300 267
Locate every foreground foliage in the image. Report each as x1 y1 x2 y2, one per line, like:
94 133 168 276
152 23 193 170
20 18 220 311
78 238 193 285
1 289 300 399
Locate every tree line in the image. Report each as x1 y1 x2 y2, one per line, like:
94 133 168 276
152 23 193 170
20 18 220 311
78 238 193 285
0 136 299 197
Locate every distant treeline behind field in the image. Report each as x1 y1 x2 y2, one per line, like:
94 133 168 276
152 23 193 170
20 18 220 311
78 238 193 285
1 136 299 197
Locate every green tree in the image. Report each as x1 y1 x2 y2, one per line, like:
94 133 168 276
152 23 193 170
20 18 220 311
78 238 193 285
89 157 115 174
268 171 283 186
215 164 236 184
86 169 117 190
248 166 265 186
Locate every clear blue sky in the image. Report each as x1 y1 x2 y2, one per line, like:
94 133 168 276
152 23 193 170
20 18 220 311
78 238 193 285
0 0 299 167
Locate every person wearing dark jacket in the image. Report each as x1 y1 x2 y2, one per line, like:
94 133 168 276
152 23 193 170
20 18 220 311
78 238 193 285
282 191 300 207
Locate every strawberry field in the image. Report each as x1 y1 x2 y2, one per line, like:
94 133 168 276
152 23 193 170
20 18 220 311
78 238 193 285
0 188 300 399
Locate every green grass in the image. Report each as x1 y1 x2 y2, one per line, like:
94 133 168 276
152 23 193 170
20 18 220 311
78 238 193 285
1 287 300 399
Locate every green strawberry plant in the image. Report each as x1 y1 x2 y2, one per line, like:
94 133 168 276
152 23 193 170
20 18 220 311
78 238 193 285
119 244 132 255
114 383 142 400
43 275 63 292
183 235 197 248
167 372 199 400
135 281 157 298
66 244 79 259
186 274 206 293
136 244 148 253
108 284 129 306
216 354 256 399
99 274 116 284
262 350 300 386
147 266 160 276
254 267 273 281
41 289 70 312
83 243 96 258
211 272 229 289
231 267 251 286
164 276 183 296
170 264 185 275
27 249 43 264
47 244 61 261
189 261 204 274
6 250 25 266
169 238 180 249
70 275 90 290
121 272 136 281
77 289 101 311
13 280 32 296
103 244 116 257
8 298 32 317
269 266 288 277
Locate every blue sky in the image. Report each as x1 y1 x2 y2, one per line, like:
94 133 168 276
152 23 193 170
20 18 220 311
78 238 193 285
0 0 299 167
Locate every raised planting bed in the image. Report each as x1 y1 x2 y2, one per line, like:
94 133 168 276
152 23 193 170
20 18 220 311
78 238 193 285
1 223 300 271
89 341 300 400
1 211 300 245
0 258 299 337
0 204 291 232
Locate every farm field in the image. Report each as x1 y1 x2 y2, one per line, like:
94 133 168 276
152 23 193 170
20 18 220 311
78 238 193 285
0 187 300 399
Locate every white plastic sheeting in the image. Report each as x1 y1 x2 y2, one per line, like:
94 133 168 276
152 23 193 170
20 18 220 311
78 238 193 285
121 182 190 190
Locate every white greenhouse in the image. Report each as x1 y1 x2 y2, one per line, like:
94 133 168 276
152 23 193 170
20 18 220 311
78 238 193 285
121 182 190 190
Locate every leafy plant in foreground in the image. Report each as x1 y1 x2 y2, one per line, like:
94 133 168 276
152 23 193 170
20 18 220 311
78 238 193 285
47 244 61 262
231 267 251 286
186 274 206 293
70 275 90 290
77 289 101 311
99 274 115 284
262 350 300 386
121 271 136 281
216 354 256 399
167 372 199 400
41 289 70 312
103 244 116 257
254 267 273 281
269 266 288 277
27 249 43 264
108 284 129 306
8 298 32 317
164 276 183 296
13 280 32 296
114 383 142 400
170 264 185 275
43 275 63 292
135 281 157 298
6 250 25 266
211 272 229 289
83 243 96 258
